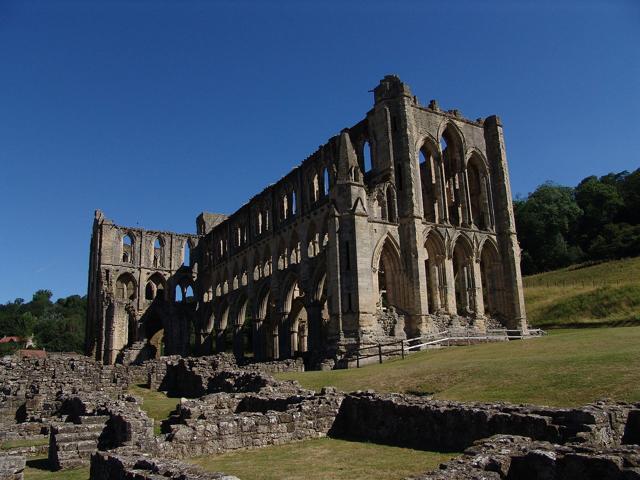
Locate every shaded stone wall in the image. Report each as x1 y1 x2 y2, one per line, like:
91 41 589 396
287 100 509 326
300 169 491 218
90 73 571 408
330 393 635 451
90 451 239 480
411 435 640 480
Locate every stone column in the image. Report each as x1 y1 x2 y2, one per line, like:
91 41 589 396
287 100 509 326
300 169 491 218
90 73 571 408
253 319 264 361
427 259 441 313
471 258 485 319
233 324 243 359
444 256 457 315
215 328 225 354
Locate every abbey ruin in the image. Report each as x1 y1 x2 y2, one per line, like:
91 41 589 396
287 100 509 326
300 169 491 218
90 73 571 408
85 75 528 368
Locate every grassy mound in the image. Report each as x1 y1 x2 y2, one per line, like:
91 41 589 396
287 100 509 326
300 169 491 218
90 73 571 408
524 256 640 328
276 327 640 407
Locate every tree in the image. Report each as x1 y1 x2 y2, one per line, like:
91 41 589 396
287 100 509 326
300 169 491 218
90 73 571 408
514 182 583 274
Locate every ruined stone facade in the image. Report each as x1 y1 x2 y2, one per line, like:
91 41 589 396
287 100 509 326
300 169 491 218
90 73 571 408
86 75 528 367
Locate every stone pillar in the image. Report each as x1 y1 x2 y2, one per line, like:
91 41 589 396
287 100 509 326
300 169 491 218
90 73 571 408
215 328 225 354
232 324 243 359
427 259 441 313
471 258 485 318
444 256 457 315
253 319 264 361
484 116 528 332
278 313 291 359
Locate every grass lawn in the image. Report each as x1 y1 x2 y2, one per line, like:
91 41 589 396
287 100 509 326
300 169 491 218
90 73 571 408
277 327 640 407
127 384 180 435
524 257 640 328
24 457 88 480
0 437 48 450
190 437 456 480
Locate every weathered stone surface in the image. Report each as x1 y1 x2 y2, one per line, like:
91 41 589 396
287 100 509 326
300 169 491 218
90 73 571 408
331 392 636 450
90 451 239 480
0 453 25 480
409 435 640 480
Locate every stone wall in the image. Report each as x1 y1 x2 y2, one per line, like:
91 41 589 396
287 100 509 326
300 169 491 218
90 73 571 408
0 453 25 480
90 451 239 480
410 434 640 480
330 392 635 451
0 354 131 423
158 387 343 458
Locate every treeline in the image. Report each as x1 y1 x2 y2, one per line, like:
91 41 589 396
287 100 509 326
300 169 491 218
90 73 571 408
515 168 640 275
0 290 85 355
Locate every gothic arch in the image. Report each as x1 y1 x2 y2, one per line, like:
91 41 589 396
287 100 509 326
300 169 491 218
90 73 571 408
115 272 137 301
423 229 447 313
479 237 505 318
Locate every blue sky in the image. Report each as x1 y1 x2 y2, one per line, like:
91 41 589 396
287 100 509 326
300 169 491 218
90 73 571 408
0 0 639 302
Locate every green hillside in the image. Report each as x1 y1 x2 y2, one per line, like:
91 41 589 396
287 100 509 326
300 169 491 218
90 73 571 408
524 256 640 328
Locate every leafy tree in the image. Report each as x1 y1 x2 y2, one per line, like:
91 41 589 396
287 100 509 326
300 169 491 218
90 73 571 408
514 182 583 274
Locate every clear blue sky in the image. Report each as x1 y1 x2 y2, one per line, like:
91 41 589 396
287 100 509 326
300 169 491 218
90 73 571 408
0 0 638 303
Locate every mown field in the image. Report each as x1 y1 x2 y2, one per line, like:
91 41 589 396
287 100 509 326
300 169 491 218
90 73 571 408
190 438 455 480
524 256 640 329
277 327 640 406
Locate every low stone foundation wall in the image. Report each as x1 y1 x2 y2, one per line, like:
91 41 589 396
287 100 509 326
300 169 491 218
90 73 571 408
159 387 343 458
411 434 640 480
0 453 25 480
90 451 239 480
240 358 305 374
331 393 635 451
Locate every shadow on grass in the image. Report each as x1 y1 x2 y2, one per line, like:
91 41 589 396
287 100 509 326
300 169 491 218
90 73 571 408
326 434 460 455
405 390 435 397
26 457 52 471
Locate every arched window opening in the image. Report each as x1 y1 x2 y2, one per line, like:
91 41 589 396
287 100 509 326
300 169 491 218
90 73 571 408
363 141 372 173
441 128 464 226
480 241 504 317
145 282 155 300
175 285 184 302
291 191 297 215
467 156 492 230
282 194 289 221
153 237 163 268
323 168 330 196
386 187 397 223
257 212 263 235
312 174 320 203
122 234 134 264
183 241 191 266
116 274 136 301
424 233 447 314
376 240 406 317
420 148 437 222
185 285 195 301
453 239 475 316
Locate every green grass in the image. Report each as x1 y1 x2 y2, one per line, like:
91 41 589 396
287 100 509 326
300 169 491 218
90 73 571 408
24 457 88 480
277 327 640 407
524 257 640 328
127 384 180 435
190 437 456 480
0 437 48 450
